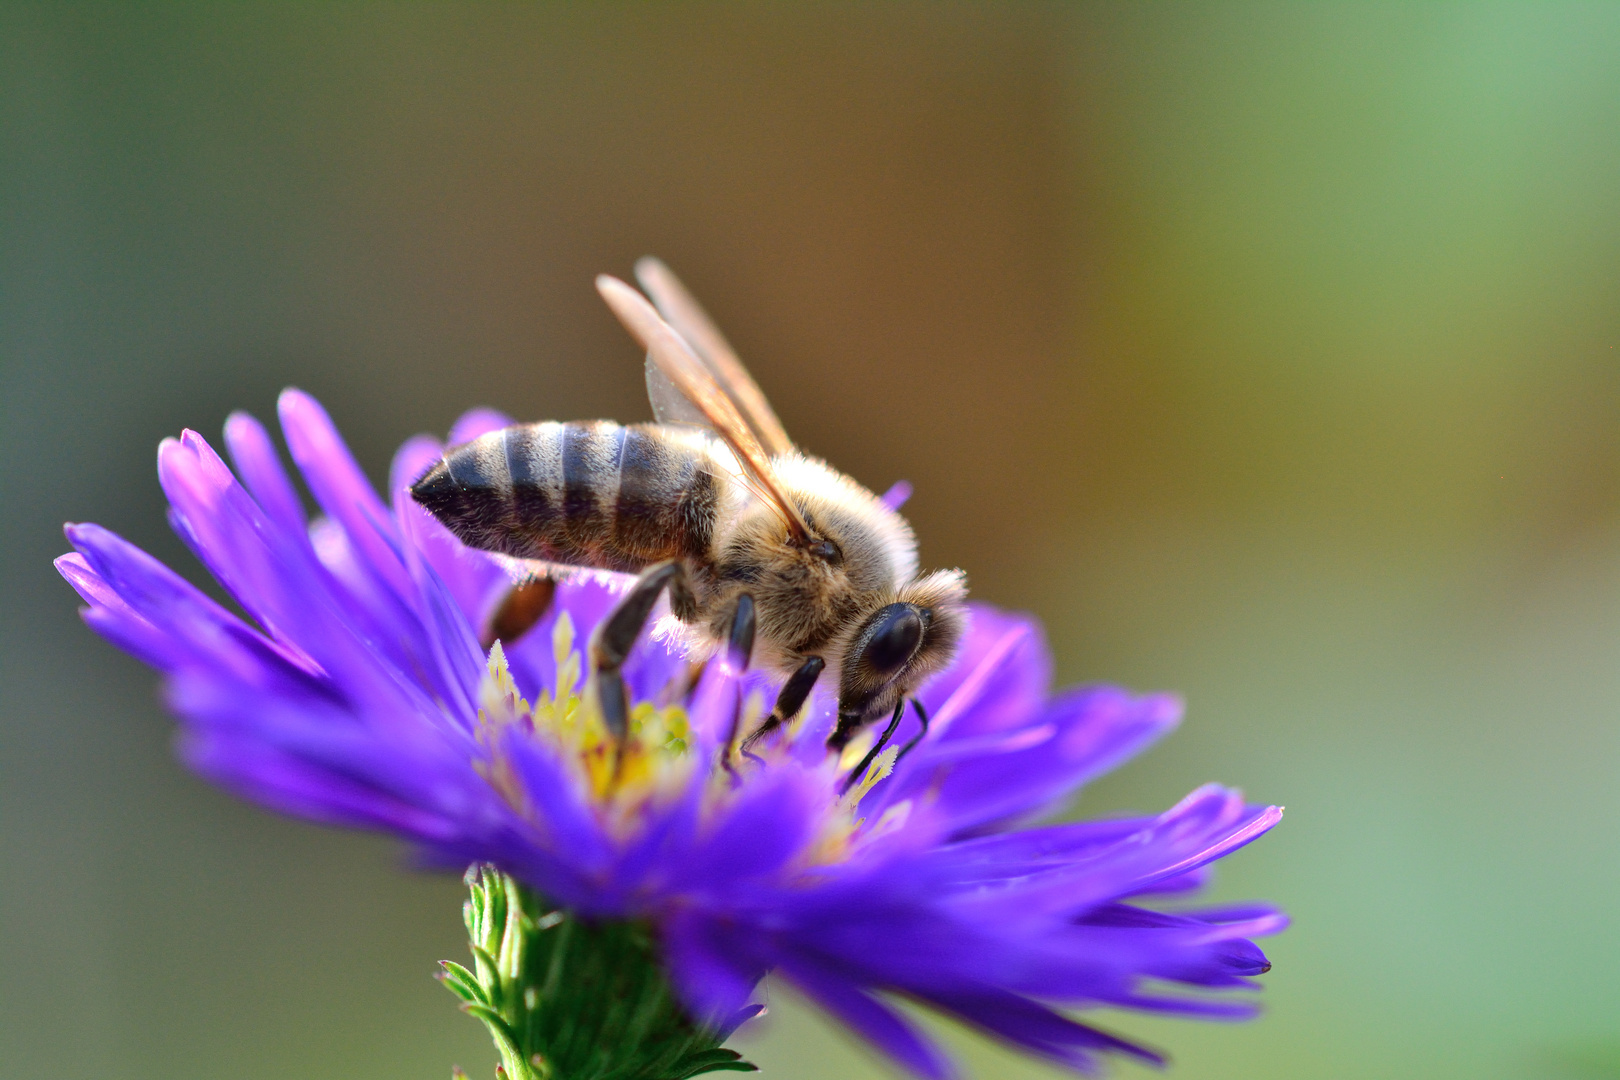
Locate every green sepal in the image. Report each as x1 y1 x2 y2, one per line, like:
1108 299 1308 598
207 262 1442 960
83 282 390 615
438 961 489 1004
470 944 502 987
667 1048 760 1078
441 865 758 1080
461 1001 534 1080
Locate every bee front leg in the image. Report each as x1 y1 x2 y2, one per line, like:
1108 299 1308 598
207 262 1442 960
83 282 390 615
839 699 907 794
894 697 930 763
740 655 825 753
591 561 690 743
827 709 863 754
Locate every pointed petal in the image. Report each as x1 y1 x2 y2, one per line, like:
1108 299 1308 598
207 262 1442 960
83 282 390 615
278 388 412 600
666 768 819 893
778 958 957 1080
922 987 1163 1072
662 911 767 1027
891 689 1181 831
223 411 307 535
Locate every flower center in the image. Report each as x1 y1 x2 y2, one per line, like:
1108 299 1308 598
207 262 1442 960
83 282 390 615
474 613 695 830
472 611 910 865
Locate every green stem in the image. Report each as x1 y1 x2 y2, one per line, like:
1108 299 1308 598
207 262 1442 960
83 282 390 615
441 865 758 1080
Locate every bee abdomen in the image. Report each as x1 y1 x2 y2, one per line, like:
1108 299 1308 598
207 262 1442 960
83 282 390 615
411 420 721 573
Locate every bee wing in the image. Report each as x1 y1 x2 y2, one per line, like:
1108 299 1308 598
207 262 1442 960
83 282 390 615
633 257 794 457
597 275 812 542
644 356 712 429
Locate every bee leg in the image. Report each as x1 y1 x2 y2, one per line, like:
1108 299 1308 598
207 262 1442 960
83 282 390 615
720 594 758 776
839 699 907 795
740 655 825 753
480 575 556 650
826 709 861 754
591 561 689 744
727 594 756 669
894 697 930 764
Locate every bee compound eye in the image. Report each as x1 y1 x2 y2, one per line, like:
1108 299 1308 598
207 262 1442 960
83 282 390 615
861 603 925 677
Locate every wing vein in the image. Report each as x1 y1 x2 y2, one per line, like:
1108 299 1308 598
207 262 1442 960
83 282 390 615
597 274 811 543
634 257 794 456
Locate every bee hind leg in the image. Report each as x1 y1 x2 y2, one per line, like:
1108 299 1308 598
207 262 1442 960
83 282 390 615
480 575 556 650
590 561 694 744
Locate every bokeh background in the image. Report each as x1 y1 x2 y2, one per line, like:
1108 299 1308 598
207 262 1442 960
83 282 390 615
5 5 1620 1078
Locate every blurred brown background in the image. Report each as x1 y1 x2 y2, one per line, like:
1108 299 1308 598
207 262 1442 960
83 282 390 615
4 5 1620 1079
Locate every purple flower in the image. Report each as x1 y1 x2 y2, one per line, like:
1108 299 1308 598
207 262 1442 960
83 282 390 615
57 390 1285 1078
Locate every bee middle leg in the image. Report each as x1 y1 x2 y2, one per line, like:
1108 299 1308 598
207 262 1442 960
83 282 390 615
719 594 757 775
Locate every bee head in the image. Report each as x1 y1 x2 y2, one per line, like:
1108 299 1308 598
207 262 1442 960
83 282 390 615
837 569 967 723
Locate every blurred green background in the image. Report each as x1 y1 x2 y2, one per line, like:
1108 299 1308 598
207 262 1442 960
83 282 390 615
4 5 1620 1078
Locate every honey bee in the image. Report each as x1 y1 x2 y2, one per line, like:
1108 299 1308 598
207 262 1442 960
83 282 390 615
411 260 966 769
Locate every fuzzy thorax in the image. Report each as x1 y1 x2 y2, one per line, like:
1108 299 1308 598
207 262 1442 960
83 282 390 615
704 453 968 716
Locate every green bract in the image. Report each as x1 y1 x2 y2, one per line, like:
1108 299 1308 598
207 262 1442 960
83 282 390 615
443 866 757 1080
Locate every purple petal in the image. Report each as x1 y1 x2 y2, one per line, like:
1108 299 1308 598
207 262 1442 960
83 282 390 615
501 731 614 876
223 411 307 535
662 910 768 1027
179 726 461 839
609 776 704 897
277 388 413 601
955 786 1284 918
683 654 745 754
922 987 1164 1072
777 957 957 1080
155 432 437 719
393 499 486 723
665 768 819 894
61 524 321 687
390 438 512 636
914 605 1050 742
918 817 1160 885
884 688 1182 831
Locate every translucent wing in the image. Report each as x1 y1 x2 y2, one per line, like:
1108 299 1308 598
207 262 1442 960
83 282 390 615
644 357 711 428
597 275 811 542
634 257 794 457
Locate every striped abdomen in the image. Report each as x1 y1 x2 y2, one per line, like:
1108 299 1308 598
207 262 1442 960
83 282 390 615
411 421 726 573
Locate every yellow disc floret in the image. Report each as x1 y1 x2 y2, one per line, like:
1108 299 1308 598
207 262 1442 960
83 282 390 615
474 613 694 835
